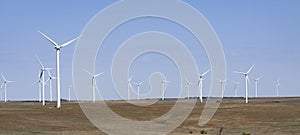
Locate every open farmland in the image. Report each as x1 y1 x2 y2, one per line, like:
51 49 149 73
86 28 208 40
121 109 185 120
0 97 299 135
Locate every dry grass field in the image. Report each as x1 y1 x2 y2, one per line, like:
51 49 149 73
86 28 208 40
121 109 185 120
0 97 299 135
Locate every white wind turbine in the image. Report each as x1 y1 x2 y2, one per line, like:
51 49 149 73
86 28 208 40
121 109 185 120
36 56 52 106
161 79 170 101
134 81 144 100
85 70 104 103
276 78 280 97
254 76 262 98
185 79 192 99
39 31 80 108
220 80 226 98
193 70 210 103
233 81 240 98
1 73 14 102
235 65 255 104
127 76 133 100
46 71 56 102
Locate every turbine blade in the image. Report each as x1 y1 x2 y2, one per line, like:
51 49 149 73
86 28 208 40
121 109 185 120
234 71 245 74
197 80 200 86
192 72 201 77
94 72 104 77
35 55 44 68
0 83 4 89
1 73 6 81
60 36 81 48
83 69 93 77
38 31 59 47
6 81 14 83
39 71 43 79
246 64 255 74
201 69 210 76
129 75 133 82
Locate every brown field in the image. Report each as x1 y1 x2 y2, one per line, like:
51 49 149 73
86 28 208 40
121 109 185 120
0 97 299 135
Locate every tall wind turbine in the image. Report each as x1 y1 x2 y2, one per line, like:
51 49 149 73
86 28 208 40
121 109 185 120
1 73 14 102
193 70 210 103
39 31 80 108
220 80 226 98
134 81 143 100
254 76 262 98
235 65 255 104
85 70 104 103
46 71 56 102
127 76 133 100
233 81 240 98
36 56 52 106
185 79 192 99
276 78 280 97
161 79 169 101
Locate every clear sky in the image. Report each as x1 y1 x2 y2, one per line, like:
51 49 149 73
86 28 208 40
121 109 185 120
0 0 299 101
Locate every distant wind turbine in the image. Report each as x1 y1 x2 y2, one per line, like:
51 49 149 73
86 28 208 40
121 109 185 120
134 81 144 100
36 56 52 106
161 79 170 101
39 31 80 108
276 78 280 97
1 73 14 102
84 70 104 103
127 76 133 100
232 81 240 97
185 79 192 99
193 70 210 103
254 76 262 98
235 65 255 104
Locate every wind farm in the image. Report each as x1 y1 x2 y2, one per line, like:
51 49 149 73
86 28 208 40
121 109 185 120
0 0 300 135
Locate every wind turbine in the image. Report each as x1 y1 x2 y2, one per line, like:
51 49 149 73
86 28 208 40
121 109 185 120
127 76 133 100
233 81 240 98
85 70 104 103
276 78 280 97
1 73 14 102
185 79 192 99
161 79 169 101
193 69 210 103
36 56 52 106
46 71 56 102
235 65 255 104
134 81 144 100
220 80 226 98
254 76 262 98
39 31 80 108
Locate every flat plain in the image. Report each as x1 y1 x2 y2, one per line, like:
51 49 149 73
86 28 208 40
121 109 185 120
0 97 299 135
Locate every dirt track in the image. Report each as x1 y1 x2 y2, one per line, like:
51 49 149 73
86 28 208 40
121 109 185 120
0 97 299 135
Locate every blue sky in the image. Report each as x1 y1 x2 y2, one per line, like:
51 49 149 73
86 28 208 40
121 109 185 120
0 0 299 101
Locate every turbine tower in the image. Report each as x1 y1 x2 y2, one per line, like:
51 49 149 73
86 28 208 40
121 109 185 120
39 31 80 108
36 56 52 106
161 79 169 101
127 76 133 100
185 79 192 99
193 70 210 103
233 81 240 98
220 80 226 98
68 85 72 102
85 70 104 103
46 71 56 102
276 78 280 97
134 81 143 100
1 73 14 102
235 65 255 104
254 76 262 98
